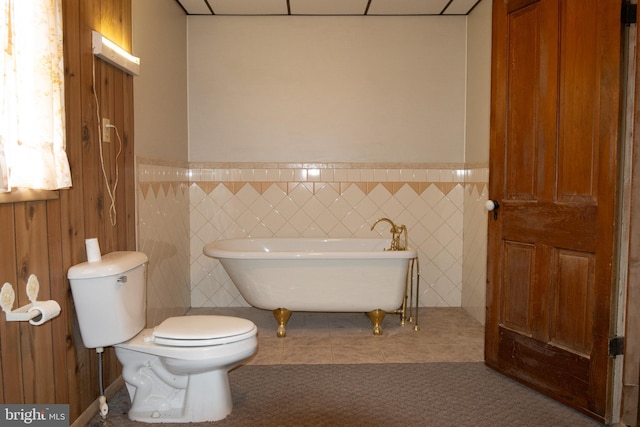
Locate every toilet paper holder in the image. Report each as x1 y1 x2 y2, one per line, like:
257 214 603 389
0 274 61 324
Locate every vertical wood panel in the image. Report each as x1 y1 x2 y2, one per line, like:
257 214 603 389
505 1 560 203
61 0 86 419
506 7 539 200
113 72 124 240
501 242 534 333
101 67 119 255
557 0 598 202
0 206 23 403
45 199 71 404
14 202 56 404
121 0 132 52
0 0 134 423
124 83 136 251
83 0 106 258
79 0 103 416
551 250 594 354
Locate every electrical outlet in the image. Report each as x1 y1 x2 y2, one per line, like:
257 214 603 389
102 118 111 143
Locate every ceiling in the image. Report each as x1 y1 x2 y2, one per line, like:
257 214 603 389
175 0 483 16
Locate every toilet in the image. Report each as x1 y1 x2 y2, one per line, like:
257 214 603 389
67 251 257 423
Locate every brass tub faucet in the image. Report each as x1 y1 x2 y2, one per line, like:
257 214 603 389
371 218 408 251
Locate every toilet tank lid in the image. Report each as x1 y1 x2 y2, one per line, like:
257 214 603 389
67 251 148 279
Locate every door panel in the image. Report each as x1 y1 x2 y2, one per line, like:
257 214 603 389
557 2 600 202
551 249 594 355
487 0 621 421
501 243 534 334
505 5 546 200
497 328 591 400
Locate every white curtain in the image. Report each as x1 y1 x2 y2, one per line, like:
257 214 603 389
0 0 72 192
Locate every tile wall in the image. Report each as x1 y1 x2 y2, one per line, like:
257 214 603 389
137 159 489 325
462 167 489 324
137 158 191 327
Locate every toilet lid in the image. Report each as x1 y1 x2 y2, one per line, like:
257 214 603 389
151 315 256 347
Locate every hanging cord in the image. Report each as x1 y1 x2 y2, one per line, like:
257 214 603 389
91 57 121 227
101 125 122 226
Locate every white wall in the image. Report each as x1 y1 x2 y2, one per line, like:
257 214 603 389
187 16 467 163
133 0 192 325
461 0 492 325
133 0 189 161
464 0 492 164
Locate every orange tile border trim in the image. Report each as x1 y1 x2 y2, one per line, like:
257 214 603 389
140 181 466 197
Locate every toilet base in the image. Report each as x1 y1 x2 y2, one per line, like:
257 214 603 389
128 369 233 423
116 329 257 424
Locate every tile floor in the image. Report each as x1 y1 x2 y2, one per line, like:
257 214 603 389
187 307 485 365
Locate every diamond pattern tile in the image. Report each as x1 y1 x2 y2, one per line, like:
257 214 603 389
138 162 488 317
138 166 192 327
187 174 468 308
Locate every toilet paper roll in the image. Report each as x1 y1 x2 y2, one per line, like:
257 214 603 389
85 238 102 263
28 300 61 326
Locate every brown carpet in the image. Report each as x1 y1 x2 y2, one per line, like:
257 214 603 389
88 363 601 426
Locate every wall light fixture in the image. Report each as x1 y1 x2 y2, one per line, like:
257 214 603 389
92 31 140 76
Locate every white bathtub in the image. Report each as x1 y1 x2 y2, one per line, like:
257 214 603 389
203 238 418 336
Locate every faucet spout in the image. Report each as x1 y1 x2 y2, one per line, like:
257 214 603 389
371 217 396 232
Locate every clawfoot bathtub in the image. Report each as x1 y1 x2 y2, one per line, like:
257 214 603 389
203 238 418 337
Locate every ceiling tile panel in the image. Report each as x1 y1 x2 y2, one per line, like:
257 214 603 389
177 0 212 14
443 0 480 15
209 0 289 15
290 0 370 15
367 0 451 15
176 0 482 15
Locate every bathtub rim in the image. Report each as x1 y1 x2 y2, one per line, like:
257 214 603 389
203 237 418 260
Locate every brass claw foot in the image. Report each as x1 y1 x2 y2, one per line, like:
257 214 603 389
367 309 386 336
272 308 292 338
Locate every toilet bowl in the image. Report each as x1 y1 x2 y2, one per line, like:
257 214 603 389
67 251 258 423
116 315 257 423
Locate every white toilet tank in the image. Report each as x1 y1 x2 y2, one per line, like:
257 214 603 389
68 251 148 349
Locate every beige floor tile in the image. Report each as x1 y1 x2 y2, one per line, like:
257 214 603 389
282 336 333 348
246 344 283 365
330 335 381 347
329 327 374 337
293 327 332 338
187 307 485 366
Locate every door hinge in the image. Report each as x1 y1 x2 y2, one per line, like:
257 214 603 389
622 2 637 26
609 336 625 357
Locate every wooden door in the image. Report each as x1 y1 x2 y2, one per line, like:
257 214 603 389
486 0 622 421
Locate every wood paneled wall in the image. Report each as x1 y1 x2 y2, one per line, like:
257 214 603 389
0 0 135 422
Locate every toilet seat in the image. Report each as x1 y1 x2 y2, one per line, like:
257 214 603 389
150 315 257 347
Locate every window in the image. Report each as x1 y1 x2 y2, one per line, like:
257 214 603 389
0 0 71 195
